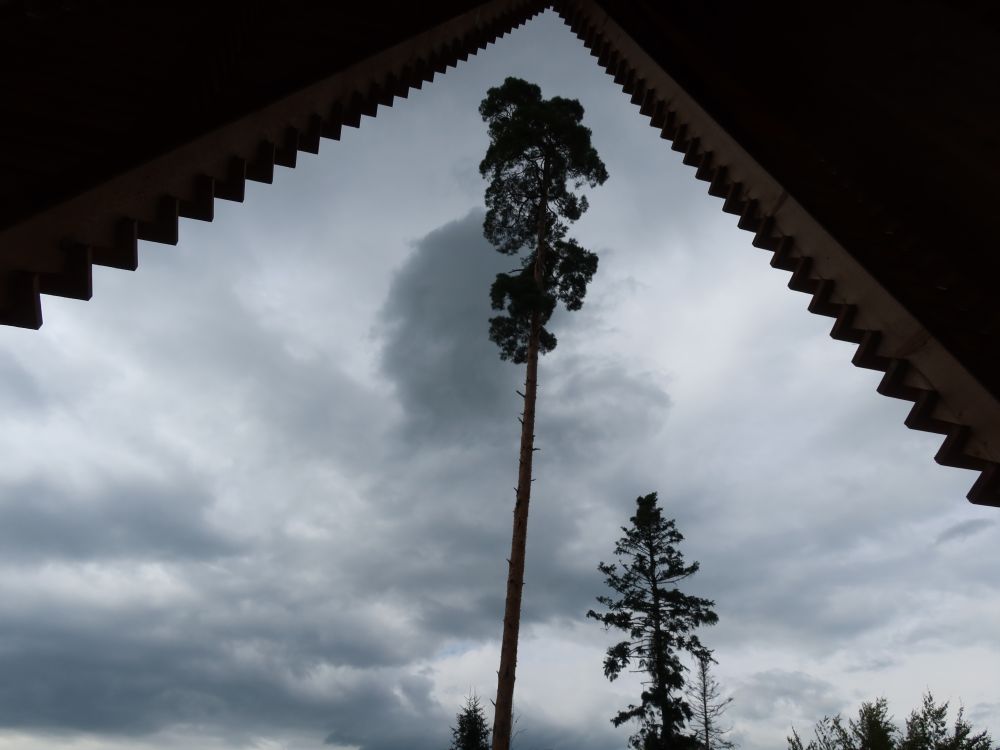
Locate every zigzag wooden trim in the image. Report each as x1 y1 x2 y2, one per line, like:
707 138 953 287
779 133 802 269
553 0 1000 506
0 0 545 328
1 0 996 507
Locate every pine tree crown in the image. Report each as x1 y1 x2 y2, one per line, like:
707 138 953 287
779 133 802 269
479 77 607 363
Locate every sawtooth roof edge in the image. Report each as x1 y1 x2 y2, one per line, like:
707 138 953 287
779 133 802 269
552 0 999 506
0 0 546 322
0 0 996 507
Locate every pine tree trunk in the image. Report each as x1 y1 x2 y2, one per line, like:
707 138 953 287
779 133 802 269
492 169 549 750
490 308 540 750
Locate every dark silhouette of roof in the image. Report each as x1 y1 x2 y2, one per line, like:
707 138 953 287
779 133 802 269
1 0 997 505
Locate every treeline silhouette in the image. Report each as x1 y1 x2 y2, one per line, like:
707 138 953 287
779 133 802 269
789 694 995 750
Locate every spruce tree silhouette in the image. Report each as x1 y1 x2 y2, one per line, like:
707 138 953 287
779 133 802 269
479 76 607 750
449 693 491 750
588 492 718 750
788 693 994 750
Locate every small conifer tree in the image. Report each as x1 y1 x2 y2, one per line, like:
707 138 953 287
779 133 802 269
686 656 736 750
449 693 490 750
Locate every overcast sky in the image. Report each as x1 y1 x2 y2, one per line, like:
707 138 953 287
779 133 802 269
1 11 997 750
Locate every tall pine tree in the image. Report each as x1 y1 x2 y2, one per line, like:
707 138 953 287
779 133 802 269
479 76 608 750
588 492 719 750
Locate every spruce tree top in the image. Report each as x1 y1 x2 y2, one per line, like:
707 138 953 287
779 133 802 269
449 694 491 750
479 77 608 363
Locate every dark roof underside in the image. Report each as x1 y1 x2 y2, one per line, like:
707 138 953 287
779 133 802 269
1 0 998 505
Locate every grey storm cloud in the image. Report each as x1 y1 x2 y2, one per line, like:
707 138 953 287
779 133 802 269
379 209 522 444
934 518 995 546
0 207 674 750
373 209 676 631
969 704 1000 734
844 654 900 674
733 670 845 725
0 478 241 562
0 349 43 410
0 613 450 750
327 211 673 744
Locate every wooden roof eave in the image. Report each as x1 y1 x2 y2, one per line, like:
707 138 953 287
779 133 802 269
554 0 1000 506
0 0 996 507
0 0 545 324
